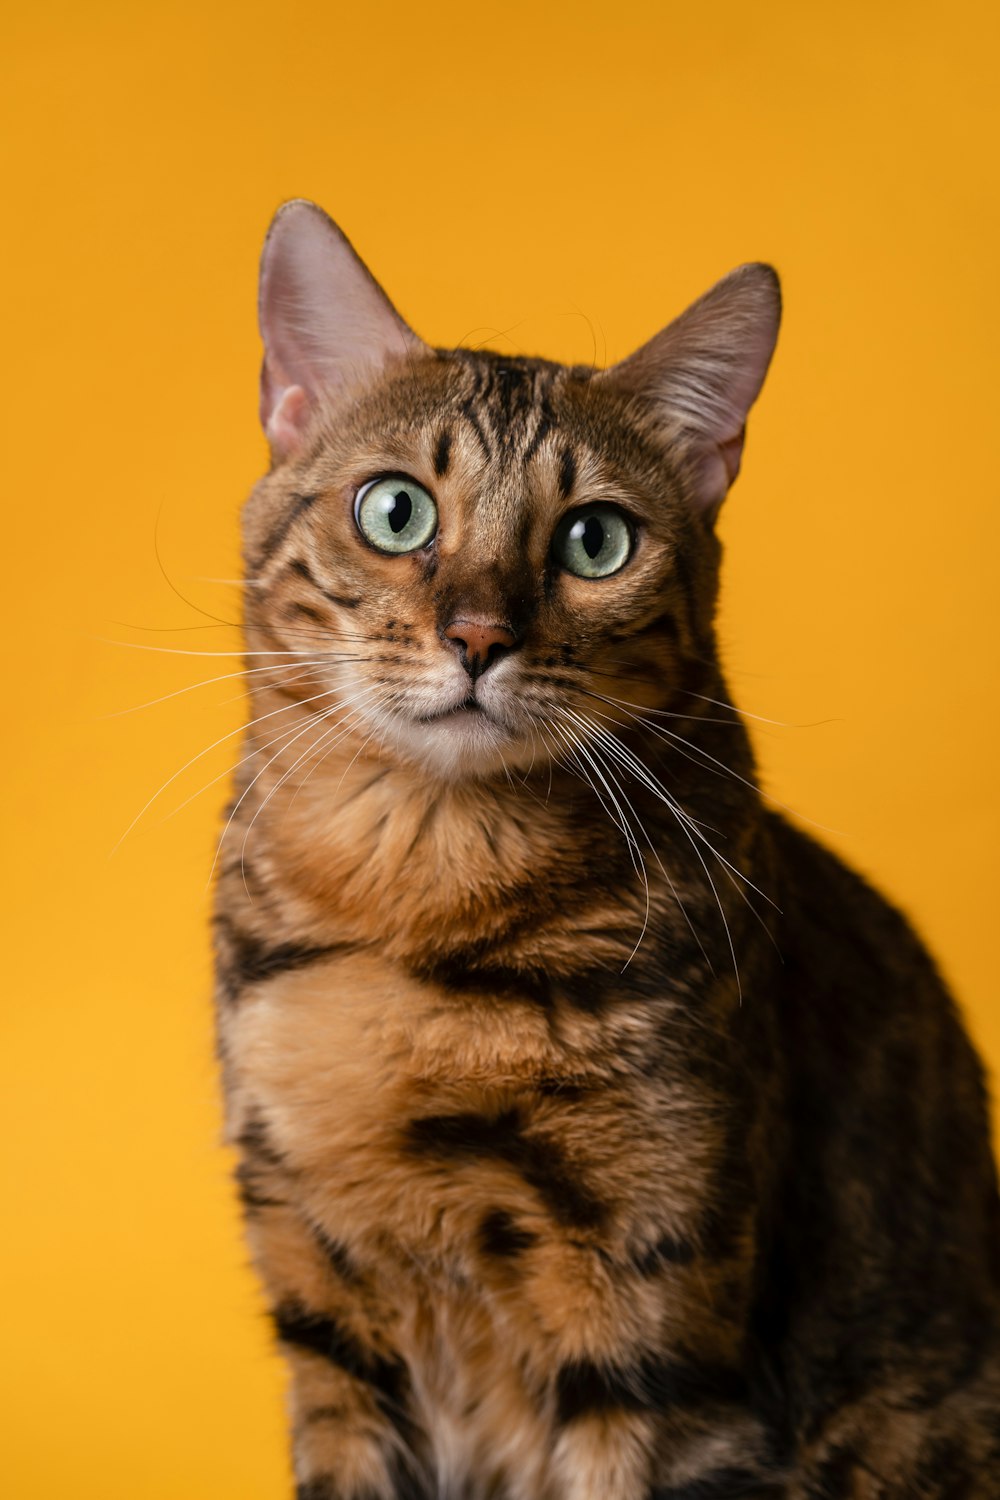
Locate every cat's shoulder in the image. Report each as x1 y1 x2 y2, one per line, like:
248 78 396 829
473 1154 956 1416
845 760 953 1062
765 809 954 1007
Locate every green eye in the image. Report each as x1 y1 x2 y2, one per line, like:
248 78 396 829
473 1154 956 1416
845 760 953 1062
552 504 633 579
355 476 437 554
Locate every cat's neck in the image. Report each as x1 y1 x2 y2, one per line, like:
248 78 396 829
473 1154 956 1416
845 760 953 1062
231 695 766 969
251 751 582 954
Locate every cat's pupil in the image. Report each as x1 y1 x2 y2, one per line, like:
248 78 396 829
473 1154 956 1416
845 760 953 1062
388 489 413 533
582 516 604 559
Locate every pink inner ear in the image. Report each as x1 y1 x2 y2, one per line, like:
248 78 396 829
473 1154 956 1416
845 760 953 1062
256 203 430 461
265 384 310 459
686 427 745 518
719 427 746 487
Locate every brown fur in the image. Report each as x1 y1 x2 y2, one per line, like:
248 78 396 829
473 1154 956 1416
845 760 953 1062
215 206 1000 1499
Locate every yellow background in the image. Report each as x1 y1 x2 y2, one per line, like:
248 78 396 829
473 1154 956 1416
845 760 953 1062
3 2 998 1493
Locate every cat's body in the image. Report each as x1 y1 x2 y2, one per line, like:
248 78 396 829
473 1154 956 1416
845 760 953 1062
215 203 1000 1499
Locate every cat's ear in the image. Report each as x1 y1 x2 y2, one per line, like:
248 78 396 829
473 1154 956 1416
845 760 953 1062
258 200 428 459
602 264 781 520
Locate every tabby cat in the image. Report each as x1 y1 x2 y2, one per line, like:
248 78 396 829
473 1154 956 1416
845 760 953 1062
214 200 1000 1499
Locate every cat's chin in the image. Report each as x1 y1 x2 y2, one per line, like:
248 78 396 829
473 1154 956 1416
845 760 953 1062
383 704 542 781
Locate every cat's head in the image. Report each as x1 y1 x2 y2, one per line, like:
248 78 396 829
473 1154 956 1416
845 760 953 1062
242 201 779 781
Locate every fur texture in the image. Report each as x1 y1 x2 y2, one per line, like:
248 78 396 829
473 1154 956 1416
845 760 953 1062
215 202 1000 1499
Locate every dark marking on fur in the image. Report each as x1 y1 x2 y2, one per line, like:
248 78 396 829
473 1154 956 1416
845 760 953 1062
255 491 320 567
296 1481 338 1500
522 412 553 463
289 601 325 624
554 1354 746 1423
457 364 493 461
479 1207 537 1258
236 1110 285 1167
558 445 577 499
235 1159 286 1211
432 428 452 477
273 1298 408 1412
412 948 627 1015
216 920 357 1002
411 952 551 1006
912 1436 974 1499
632 1232 696 1274
313 1227 363 1285
290 556 361 610
404 1108 605 1229
649 1471 781 1500
302 1405 347 1426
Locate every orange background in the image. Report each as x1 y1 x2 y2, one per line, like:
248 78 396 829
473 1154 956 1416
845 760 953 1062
2 2 998 1494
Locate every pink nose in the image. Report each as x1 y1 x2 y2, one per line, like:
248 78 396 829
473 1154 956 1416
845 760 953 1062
443 618 517 680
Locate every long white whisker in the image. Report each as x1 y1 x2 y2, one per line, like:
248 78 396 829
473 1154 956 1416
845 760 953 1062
168 696 340 826
101 660 329 718
547 716 651 965
558 721 651 965
580 692 839 841
178 681 384 841
568 707 778 910
549 706 711 973
237 691 390 891
98 638 365 660
111 686 343 854
559 705 753 997
680 689 811 728
582 684 746 727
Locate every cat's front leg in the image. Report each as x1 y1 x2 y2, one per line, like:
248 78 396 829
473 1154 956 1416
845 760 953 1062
545 1349 783 1500
482 1234 782 1500
235 1118 428 1500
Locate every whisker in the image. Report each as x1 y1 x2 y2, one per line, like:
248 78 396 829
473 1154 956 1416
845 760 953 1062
582 681 742 726
213 684 386 887
578 690 840 839
560 725 651 965
184 576 266 587
558 704 784 998
171 686 362 830
111 686 344 854
551 706 711 974
568 706 778 910
546 716 651 964
152 498 241 629
237 708 372 896
237 697 391 895
679 688 838 730
102 660 329 718
101 636 350 660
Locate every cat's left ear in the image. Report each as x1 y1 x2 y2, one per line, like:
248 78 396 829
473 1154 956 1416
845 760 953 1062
602 264 781 521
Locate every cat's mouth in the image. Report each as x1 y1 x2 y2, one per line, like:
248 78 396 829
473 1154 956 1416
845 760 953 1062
417 695 491 725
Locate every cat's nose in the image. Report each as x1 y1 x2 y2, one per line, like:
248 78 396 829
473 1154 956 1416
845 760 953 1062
443 618 517 681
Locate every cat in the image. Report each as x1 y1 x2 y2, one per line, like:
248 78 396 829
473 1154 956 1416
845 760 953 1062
214 199 1000 1500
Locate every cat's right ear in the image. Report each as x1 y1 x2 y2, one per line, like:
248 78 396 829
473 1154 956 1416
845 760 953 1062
258 200 427 460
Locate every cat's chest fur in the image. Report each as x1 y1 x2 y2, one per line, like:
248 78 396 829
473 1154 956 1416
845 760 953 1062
224 932 727 1270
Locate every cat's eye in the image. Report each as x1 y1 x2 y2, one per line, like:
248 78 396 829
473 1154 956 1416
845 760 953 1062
552 504 633 579
355 476 438 554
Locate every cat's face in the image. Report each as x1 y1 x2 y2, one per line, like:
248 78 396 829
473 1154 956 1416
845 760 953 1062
243 203 780 781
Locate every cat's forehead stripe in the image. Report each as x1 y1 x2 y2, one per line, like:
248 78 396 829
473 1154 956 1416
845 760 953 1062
558 446 577 501
432 427 453 478
452 353 567 476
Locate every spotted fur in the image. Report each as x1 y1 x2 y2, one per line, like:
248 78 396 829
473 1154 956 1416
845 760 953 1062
215 202 1000 1499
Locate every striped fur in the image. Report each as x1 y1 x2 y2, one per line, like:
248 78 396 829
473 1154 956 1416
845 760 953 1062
214 206 1000 1499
